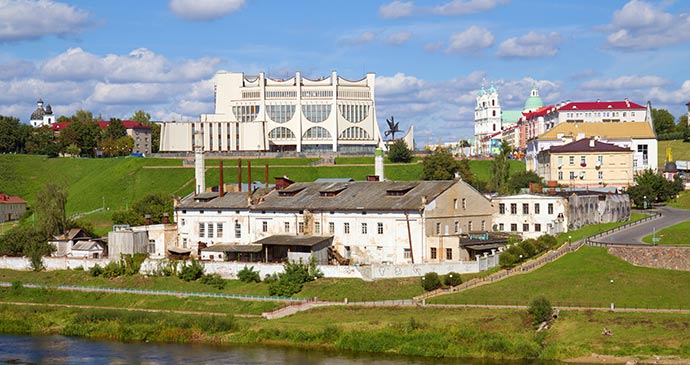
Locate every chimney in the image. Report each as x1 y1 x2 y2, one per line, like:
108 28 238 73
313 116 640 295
162 213 170 224
265 163 269 187
247 160 252 194
238 158 242 192
219 160 225 197
589 139 595 148
367 175 380 182
194 130 205 194
275 176 294 190
374 148 384 181
145 214 152 225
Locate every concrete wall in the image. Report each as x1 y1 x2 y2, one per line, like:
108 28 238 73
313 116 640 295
608 245 690 271
0 256 113 271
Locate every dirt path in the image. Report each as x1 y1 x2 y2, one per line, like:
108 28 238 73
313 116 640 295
0 301 260 317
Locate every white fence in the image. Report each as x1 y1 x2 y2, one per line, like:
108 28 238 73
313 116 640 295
0 250 501 281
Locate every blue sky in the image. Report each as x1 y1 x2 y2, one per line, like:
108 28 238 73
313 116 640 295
1 0 690 144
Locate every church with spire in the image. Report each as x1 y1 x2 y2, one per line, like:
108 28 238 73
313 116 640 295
29 98 55 127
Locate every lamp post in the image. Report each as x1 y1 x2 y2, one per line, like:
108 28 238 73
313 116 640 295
610 279 614 311
643 195 647 210
569 235 572 248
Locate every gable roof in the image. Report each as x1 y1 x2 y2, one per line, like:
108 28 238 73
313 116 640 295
177 191 250 210
0 193 26 204
522 105 555 120
72 240 105 251
549 138 632 153
558 100 645 111
539 121 655 140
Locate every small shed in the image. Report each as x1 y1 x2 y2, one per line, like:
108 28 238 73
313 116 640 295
49 228 92 256
70 240 107 259
254 235 333 264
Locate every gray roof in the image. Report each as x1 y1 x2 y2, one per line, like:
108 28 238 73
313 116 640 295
314 178 355 183
253 235 333 247
177 191 250 210
255 180 456 212
72 241 104 251
202 244 262 253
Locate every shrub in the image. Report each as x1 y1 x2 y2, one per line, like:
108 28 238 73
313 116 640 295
151 259 177 277
178 258 204 281
11 281 23 291
102 260 125 278
528 295 553 325
263 273 278 283
387 139 413 163
499 251 518 268
421 272 442 291
268 258 323 297
237 265 261 283
537 234 557 249
200 273 226 289
73 266 84 271
89 264 103 277
444 272 462 287
519 239 538 258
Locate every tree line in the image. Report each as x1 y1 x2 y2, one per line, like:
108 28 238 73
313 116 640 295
652 108 689 140
0 110 160 157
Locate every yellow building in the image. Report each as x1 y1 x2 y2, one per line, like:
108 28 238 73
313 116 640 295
538 138 633 188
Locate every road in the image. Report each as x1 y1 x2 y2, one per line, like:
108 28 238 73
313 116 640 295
596 206 690 244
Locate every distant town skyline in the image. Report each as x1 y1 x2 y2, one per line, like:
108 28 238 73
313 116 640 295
1 0 689 143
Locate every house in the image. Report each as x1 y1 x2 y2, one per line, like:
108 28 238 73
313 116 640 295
175 178 495 265
49 228 92 256
492 194 568 239
0 193 27 223
70 240 107 259
537 138 634 188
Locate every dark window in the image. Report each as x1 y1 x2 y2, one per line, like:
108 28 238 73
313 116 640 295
430 247 437 259
499 203 505 214
522 203 529 214
446 248 453 260
523 224 529 232
510 203 517 214
510 223 517 232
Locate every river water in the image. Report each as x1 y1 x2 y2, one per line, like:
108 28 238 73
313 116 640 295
0 334 570 365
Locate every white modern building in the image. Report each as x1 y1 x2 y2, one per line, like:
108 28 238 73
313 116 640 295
160 71 385 154
29 98 55 127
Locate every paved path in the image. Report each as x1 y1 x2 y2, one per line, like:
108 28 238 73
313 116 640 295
597 206 690 244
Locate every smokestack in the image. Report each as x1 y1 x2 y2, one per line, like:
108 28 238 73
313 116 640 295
145 214 152 225
374 148 384 181
265 164 269 187
194 130 205 194
247 160 252 194
219 160 224 197
238 158 242 192
162 213 170 224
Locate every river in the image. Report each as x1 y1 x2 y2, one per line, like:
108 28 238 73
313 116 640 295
0 334 572 365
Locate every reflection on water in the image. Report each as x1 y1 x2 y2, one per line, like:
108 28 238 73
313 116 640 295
0 334 567 365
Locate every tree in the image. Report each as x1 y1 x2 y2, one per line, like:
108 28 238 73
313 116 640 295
25 126 58 156
626 169 682 207
457 158 476 185
150 123 161 153
507 170 543 194
490 140 512 194
528 296 553 326
103 118 127 140
34 183 68 238
652 108 675 135
0 115 21 153
131 110 152 126
112 193 173 225
677 115 689 141
421 148 460 180
387 139 413 163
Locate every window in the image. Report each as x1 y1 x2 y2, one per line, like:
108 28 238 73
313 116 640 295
462 198 467 209
580 156 586 165
468 221 473 231
181 219 186 226
302 126 332 140
377 222 384 235
569 171 575 180
302 104 332 123
453 199 458 209
314 221 321 234
207 223 214 238
199 223 205 237
182 238 187 248
558 156 563 166
499 203 505 214
481 220 486 231
235 222 241 238
510 203 517 214
446 248 453 260
268 127 295 139
266 104 296 123
284 222 290 233
498 223 504 231
298 222 304 233
534 203 540 214
535 223 541 232
339 104 370 123
435 222 441 234
430 247 437 259
558 171 563 180
454 221 459 233
548 203 554 214
523 224 529 232
329 222 335 234
361 223 368 234
344 222 350 234
522 203 529 214
597 155 603 165
569 156 575 165
262 221 268 233
217 223 223 238
148 239 155 254
339 126 370 140
404 248 411 259
510 223 517 232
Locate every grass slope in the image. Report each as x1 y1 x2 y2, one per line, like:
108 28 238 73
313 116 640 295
658 139 690 167
641 221 690 245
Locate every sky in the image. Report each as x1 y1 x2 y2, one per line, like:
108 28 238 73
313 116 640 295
1 0 690 144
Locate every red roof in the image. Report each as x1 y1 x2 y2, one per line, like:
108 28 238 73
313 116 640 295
51 120 151 131
522 105 555 120
549 138 632 153
558 100 645 111
0 193 26 204
686 102 690 106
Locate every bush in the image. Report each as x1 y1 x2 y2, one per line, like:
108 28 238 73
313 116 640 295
387 139 413 163
519 239 537 258
237 265 261 283
200 273 226 289
89 264 103 277
499 251 518 268
102 260 125 278
151 259 177 277
11 281 23 291
443 272 462 287
263 273 278 283
421 272 442 291
537 235 557 250
528 295 553 325
268 258 323 297
178 258 204 281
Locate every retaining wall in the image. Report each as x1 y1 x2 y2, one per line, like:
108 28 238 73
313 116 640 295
608 245 690 271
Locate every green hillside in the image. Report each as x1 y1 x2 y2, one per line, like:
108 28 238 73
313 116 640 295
0 155 525 234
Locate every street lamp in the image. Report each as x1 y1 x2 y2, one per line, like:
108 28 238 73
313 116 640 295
610 279 614 311
643 195 647 210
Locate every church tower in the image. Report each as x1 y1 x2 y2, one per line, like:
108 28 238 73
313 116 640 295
474 83 501 156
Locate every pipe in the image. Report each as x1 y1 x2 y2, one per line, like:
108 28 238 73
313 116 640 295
238 158 242 192
219 160 224 197
247 160 252 194
265 164 269 187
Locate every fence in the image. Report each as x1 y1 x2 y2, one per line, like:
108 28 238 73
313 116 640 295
586 211 661 245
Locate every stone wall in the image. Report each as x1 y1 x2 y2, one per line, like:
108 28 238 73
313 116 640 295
607 245 690 271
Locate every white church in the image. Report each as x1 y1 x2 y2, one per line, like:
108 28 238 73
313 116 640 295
29 99 55 127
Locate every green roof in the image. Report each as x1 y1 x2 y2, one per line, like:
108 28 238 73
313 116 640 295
501 110 523 125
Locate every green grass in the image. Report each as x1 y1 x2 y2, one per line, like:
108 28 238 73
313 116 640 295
668 189 690 210
641 220 690 245
553 212 647 245
429 245 690 309
658 139 690 167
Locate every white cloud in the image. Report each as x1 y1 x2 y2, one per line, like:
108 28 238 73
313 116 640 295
385 31 412 45
0 60 35 80
0 0 92 42
604 0 690 50
40 48 221 83
379 1 414 19
580 75 669 90
90 82 178 105
647 80 690 104
339 31 376 46
497 31 562 58
432 0 510 16
169 0 245 21
377 73 425 96
446 26 494 53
